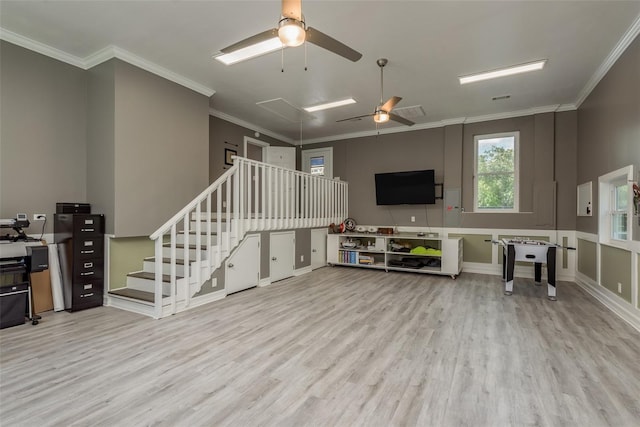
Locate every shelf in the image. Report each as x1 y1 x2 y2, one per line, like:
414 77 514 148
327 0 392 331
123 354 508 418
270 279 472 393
328 233 462 278
387 251 441 258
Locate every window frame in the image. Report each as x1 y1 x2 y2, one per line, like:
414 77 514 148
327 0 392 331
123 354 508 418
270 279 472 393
598 165 633 246
473 131 520 213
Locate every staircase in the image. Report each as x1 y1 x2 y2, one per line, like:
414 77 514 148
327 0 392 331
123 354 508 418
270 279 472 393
107 156 348 319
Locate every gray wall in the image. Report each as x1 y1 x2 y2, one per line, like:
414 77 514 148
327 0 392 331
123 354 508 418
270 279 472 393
576 35 640 240
302 112 576 231
555 111 578 231
113 60 209 237
1 43 210 238
1 41 87 234
87 60 116 233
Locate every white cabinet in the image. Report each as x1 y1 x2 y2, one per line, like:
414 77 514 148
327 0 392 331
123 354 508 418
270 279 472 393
226 234 260 294
327 232 462 278
270 231 295 282
311 228 327 270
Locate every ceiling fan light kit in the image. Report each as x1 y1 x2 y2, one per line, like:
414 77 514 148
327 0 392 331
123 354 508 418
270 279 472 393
278 17 306 46
373 110 390 124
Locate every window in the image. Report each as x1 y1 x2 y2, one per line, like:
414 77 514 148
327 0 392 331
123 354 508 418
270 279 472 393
611 179 628 240
474 132 519 212
310 156 325 176
599 165 633 244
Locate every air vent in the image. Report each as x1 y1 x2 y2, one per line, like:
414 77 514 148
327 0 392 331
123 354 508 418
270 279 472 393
256 98 316 123
392 105 425 119
492 95 511 101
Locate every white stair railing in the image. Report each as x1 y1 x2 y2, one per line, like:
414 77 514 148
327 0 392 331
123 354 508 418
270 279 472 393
149 156 348 318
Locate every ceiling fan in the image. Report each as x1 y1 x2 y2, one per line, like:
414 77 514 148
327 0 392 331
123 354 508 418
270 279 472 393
337 58 415 126
218 0 362 63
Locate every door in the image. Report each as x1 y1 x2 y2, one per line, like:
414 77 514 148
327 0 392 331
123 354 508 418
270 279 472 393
302 147 333 179
265 146 296 170
225 234 260 294
270 231 295 282
311 228 327 270
265 146 296 219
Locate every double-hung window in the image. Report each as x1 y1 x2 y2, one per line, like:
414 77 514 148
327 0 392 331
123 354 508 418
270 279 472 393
599 165 633 244
474 132 519 212
610 178 629 241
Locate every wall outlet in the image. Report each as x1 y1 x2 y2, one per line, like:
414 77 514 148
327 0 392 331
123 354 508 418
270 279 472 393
411 216 416 223
300 255 304 262
33 213 47 221
617 282 622 293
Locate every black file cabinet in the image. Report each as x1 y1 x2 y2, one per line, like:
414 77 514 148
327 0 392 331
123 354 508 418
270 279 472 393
54 214 105 311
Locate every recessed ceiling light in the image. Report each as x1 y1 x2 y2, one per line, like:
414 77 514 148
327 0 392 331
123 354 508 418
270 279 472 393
459 60 547 85
214 38 284 65
303 98 356 112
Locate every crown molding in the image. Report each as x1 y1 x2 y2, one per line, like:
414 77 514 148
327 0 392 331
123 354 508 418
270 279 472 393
209 109 296 145
462 104 563 124
574 13 640 108
299 105 577 145
0 27 215 97
110 46 214 97
0 27 85 68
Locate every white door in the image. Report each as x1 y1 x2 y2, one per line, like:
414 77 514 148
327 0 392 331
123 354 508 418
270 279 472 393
270 231 295 282
265 146 296 219
225 234 260 294
266 146 296 170
302 147 333 179
311 228 327 270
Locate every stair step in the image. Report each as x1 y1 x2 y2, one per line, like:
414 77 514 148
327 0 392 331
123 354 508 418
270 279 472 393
163 243 208 250
109 288 168 302
127 271 183 282
179 230 218 235
143 257 193 265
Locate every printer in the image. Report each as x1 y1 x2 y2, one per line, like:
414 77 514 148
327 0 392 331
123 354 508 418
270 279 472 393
0 214 48 328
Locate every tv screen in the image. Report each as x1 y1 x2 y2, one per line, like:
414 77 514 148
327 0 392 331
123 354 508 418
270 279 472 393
375 169 436 205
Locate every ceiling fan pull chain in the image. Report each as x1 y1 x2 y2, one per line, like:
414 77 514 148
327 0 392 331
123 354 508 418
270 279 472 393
281 45 284 72
304 41 308 71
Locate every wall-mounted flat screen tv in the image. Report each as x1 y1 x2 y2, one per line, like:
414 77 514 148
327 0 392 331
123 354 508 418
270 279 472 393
375 169 436 205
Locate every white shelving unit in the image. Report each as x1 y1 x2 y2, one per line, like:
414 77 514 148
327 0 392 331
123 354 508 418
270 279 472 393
327 232 463 278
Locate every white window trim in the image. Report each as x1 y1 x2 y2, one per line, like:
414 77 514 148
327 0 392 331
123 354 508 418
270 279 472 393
598 165 634 248
301 147 333 179
473 131 520 213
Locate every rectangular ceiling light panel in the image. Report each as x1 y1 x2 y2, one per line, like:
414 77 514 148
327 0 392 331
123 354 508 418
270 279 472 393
214 38 284 65
459 60 547 85
303 98 356 112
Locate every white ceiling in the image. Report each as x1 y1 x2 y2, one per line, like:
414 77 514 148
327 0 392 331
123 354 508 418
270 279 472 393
1 1 639 144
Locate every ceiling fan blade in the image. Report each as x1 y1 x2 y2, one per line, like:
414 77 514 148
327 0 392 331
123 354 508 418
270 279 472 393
389 113 415 126
220 28 278 53
336 113 374 123
306 27 362 62
381 96 402 113
281 0 302 20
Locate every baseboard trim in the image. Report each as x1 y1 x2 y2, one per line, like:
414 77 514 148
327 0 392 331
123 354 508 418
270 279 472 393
294 266 313 276
258 277 271 287
462 262 575 282
184 290 227 311
575 271 640 333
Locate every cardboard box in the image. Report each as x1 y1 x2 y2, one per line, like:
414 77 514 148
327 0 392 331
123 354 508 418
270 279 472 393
30 270 53 314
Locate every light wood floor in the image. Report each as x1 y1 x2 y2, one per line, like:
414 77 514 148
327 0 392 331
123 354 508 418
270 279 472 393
1 268 639 426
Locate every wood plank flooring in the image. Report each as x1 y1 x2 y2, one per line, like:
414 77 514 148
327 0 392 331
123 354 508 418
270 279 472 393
1 268 639 426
